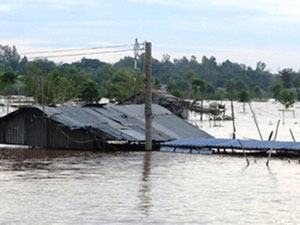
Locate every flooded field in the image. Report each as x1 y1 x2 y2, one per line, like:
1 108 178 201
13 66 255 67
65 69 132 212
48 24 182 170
0 151 300 224
191 100 300 141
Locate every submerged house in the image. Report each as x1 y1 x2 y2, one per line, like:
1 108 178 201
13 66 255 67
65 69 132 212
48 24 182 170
0 104 212 150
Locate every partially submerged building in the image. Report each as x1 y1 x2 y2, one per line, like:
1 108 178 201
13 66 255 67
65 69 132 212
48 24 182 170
124 90 226 120
0 104 213 150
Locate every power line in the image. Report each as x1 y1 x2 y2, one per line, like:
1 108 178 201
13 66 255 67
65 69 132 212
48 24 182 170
27 48 133 59
22 44 134 55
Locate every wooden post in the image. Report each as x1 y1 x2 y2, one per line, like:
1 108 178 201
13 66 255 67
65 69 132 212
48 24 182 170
230 99 236 139
266 120 280 167
238 139 249 166
200 98 203 121
145 42 152 151
268 131 273 141
290 128 296 142
282 108 285 125
248 102 263 141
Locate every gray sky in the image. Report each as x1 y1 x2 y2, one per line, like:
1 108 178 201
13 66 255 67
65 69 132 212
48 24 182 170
1 0 300 71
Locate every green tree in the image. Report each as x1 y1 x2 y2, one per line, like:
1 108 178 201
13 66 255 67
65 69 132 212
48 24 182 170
0 71 18 113
277 88 296 125
192 78 205 100
184 70 196 98
24 60 83 105
271 82 283 100
192 78 206 120
238 90 251 112
80 80 100 103
252 85 262 99
226 79 237 99
279 69 293 88
105 69 144 102
277 89 296 109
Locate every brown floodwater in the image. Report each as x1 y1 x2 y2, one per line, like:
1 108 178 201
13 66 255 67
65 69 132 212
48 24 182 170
0 150 299 224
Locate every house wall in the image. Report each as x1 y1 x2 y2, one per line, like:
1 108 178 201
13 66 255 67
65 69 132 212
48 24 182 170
0 109 99 150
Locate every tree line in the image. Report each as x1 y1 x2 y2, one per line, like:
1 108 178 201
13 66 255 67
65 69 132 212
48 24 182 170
0 45 299 106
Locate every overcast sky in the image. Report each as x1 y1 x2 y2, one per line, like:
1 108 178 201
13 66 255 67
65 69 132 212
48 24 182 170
0 0 300 71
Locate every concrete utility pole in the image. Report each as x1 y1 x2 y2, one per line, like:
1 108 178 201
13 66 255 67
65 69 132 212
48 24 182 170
145 42 152 151
134 38 140 70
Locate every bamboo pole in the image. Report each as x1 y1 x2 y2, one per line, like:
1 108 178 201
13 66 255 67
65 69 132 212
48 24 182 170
231 99 236 139
268 131 274 141
266 120 280 167
248 102 263 141
238 139 249 166
289 128 296 142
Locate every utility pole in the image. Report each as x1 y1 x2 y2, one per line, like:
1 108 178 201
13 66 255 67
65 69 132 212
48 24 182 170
134 38 140 70
145 42 152 151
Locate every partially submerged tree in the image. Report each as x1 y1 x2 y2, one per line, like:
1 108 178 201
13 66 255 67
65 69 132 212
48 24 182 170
277 89 296 110
238 90 251 113
277 88 296 124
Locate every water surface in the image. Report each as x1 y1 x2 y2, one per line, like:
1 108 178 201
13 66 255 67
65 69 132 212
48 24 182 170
0 151 299 224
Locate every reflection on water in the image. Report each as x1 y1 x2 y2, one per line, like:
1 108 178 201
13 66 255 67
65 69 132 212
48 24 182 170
138 152 152 216
0 150 300 224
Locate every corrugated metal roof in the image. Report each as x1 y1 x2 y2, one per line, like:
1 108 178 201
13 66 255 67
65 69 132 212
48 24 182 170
31 104 213 141
162 138 300 151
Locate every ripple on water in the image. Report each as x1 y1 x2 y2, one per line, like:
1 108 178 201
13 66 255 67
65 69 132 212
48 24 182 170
0 151 299 224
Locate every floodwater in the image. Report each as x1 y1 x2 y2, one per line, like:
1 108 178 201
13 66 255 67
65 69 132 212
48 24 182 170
1 100 300 224
0 150 300 225
191 100 300 141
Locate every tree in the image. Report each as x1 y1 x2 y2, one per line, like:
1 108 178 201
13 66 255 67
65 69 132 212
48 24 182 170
161 54 171 63
192 78 206 121
192 78 205 100
279 69 293 88
238 90 251 112
256 61 266 72
225 79 237 99
0 71 18 86
105 69 144 102
252 85 262 99
184 70 196 98
0 71 18 113
80 80 100 103
0 45 296 103
271 82 283 100
171 90 183 98
0 45 21 71
277 89 296 110
277 88 296 125
24 60 85 105
45 73 73 104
